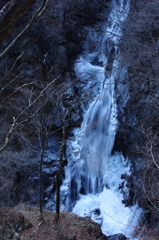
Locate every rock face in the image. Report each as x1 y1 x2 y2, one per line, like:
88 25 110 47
114 0 159 230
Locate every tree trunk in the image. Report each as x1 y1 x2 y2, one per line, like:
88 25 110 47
39 148 45 213
56 124 67 218
0 0 36 45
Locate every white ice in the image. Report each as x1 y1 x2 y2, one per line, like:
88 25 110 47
72 154 143 239
72 189 142 238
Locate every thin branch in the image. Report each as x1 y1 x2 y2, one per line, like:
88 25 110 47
0 77 37 106
0 117 16 152
0 0 49 60
15 75 61 124
142 174 159 212
0 72 23 97
0 52 24 84
0 75 61 153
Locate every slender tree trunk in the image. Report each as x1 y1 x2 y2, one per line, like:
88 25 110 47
56 124 67 218
39 148 45 213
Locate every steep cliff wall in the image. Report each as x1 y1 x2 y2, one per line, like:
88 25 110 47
0 0 111 207
115 0 159 229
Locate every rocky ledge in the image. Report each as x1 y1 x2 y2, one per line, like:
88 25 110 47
0 204 108 240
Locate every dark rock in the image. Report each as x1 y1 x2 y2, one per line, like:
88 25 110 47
0 223 21 240
0 211 26 239
145 210 159 229
23 220 33 230
108 233 127 240
3 210 33 233
43 190 51 201
5 211 24 230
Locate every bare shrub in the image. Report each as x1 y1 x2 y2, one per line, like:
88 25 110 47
0 148 38 207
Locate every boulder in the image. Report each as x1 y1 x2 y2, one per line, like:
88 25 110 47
0 223 21 240
0 209 33 240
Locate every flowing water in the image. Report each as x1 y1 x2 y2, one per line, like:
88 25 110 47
47 0 143 238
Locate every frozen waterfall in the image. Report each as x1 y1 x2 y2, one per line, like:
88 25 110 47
48 0 143 238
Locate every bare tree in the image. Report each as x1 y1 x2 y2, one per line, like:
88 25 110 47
0 73 61 153
0 147 38 207
33 82 80 216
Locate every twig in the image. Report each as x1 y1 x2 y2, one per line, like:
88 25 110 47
0 0 49 60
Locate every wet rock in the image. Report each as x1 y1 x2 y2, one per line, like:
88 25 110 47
108 233 127 240
91 208 103 225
